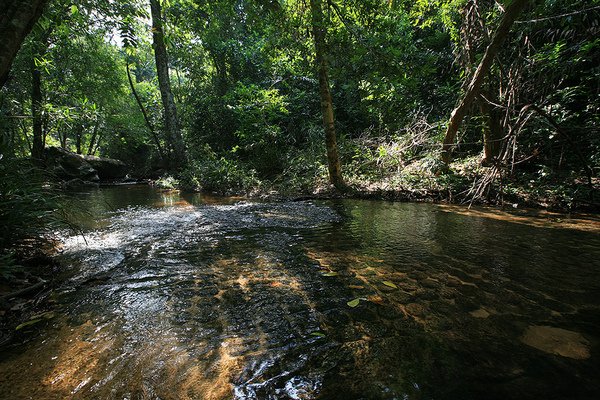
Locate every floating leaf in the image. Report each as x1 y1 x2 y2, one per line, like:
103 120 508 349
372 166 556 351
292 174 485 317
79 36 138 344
322 272 338 277
347 298 361 308
367 295 385 305
382 281 398 289
15 318 42 331
310 332 326 338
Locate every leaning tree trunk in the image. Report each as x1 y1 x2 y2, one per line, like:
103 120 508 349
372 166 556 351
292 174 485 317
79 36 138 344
441 0 530 164
309 0 345 190
0 0 48 88
150 0 186 169
126 63 166 162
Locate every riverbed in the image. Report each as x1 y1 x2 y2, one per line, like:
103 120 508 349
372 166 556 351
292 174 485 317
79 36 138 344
1 185 599 399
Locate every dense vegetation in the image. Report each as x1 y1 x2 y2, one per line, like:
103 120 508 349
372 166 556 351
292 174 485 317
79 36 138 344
0 0 599 258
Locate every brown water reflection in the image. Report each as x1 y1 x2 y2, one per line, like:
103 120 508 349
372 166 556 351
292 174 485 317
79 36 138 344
439 204 600 232
0 186 599 399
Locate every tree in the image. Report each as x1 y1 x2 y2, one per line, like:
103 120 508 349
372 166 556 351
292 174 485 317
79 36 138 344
309 0 345 189
441 0 531 165
150 0 186 168
0 0 48 88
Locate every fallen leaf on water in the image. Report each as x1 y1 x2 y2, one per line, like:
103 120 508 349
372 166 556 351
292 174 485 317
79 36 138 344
15 318 42 331
310 332 326 338
367 295 385 304
382 281 398 289
347 298 361 308
322 272 339 277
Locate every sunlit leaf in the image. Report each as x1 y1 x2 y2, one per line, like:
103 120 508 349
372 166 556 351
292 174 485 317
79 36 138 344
347 298 361 307
310 331 326 337
382 281 397 288
322 271 338 277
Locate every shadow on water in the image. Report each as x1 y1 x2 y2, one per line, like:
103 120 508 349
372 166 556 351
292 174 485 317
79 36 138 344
0 186 599 399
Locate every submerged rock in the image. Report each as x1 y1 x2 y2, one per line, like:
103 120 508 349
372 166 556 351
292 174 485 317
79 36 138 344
520 325 590 359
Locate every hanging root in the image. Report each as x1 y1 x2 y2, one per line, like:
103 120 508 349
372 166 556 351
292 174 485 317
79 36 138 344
463 162 506 208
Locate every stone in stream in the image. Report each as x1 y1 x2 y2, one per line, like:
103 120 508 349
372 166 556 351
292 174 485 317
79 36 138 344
520 325 590 359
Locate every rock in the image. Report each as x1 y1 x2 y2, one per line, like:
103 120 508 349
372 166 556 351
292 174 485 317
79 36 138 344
63 178 99 189
520 325 590 359
44 147 98 182
83 155 127 180
43 147 128 182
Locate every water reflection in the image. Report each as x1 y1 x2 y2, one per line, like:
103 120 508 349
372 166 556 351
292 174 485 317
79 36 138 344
0 187 599 399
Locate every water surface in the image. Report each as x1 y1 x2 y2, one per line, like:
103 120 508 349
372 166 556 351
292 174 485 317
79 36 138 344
1 185 599 399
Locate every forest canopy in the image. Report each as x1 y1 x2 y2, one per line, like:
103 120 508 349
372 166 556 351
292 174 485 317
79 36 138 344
0 0 598 206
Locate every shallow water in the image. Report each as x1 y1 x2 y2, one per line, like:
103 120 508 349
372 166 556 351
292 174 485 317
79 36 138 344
1 185 599 399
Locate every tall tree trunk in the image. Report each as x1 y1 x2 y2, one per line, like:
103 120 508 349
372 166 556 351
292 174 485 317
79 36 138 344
441 0 530 164
75 124 83 154
60 131 67 149
212 53 228 97
126 63 166 162
309 0 345 190
0 0 48 88
150 0 186 169
479 90 504 166
31 57 44 160
87 122 99 156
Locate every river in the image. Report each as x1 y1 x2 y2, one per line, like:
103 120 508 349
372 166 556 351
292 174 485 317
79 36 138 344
1 185 599 399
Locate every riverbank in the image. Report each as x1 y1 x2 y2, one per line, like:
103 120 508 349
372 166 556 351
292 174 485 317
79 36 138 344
158 154 599 213
245 171 598 214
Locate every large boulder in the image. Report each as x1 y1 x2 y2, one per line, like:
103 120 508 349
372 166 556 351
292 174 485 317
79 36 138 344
44 147 99 182
83 155 127 180
43 147 129 182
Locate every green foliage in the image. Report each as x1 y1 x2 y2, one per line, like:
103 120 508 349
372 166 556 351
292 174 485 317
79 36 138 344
180 145 259 194
0 157 59 250
155 175 180 190
0 0 597 208
225 83 289 175
0 253 22 281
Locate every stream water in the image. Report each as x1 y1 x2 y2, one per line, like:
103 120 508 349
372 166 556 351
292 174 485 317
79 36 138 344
1 185 599 399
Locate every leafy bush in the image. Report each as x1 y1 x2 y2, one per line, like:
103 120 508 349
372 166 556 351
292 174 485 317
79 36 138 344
0 155 63 279
0 156 60 250
180 145 260 194
155 175 179 190
224 83 290 176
